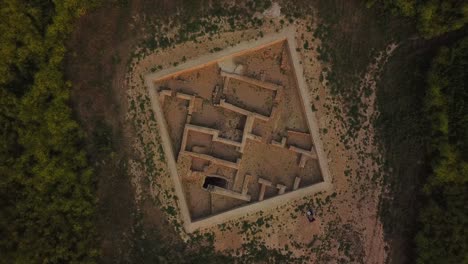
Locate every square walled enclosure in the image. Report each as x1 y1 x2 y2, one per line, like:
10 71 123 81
145 27 332 233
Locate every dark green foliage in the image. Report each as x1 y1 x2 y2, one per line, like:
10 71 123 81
0 0 99 263
0 0 54 94
424 37 468 187
416 184 467 264
415 37 468 264
369 0 468 38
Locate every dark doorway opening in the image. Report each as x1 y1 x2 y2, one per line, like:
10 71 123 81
203 176 228 189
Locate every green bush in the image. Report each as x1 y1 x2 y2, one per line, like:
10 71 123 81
0 0 99 263
416 37 468 264
369 0 468 38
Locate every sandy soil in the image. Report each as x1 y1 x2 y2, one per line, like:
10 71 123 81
238 140 322 199
225 79 275 116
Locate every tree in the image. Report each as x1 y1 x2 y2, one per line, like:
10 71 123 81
416 36 468 264
370 0 468 38
0 0 99 263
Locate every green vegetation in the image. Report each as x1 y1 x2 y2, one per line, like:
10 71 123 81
369 0 468 38
0 0 98 262
370 1 467 262
374 16 467 264
415 37 468 264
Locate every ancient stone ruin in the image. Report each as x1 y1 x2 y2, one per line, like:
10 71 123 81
145 28 331 232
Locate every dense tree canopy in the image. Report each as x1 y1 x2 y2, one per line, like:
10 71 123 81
416 37 468 264
370 0 468 37
425 37 468 187
0 0 98 263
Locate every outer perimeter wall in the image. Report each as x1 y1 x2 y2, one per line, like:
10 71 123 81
145 27 332 233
